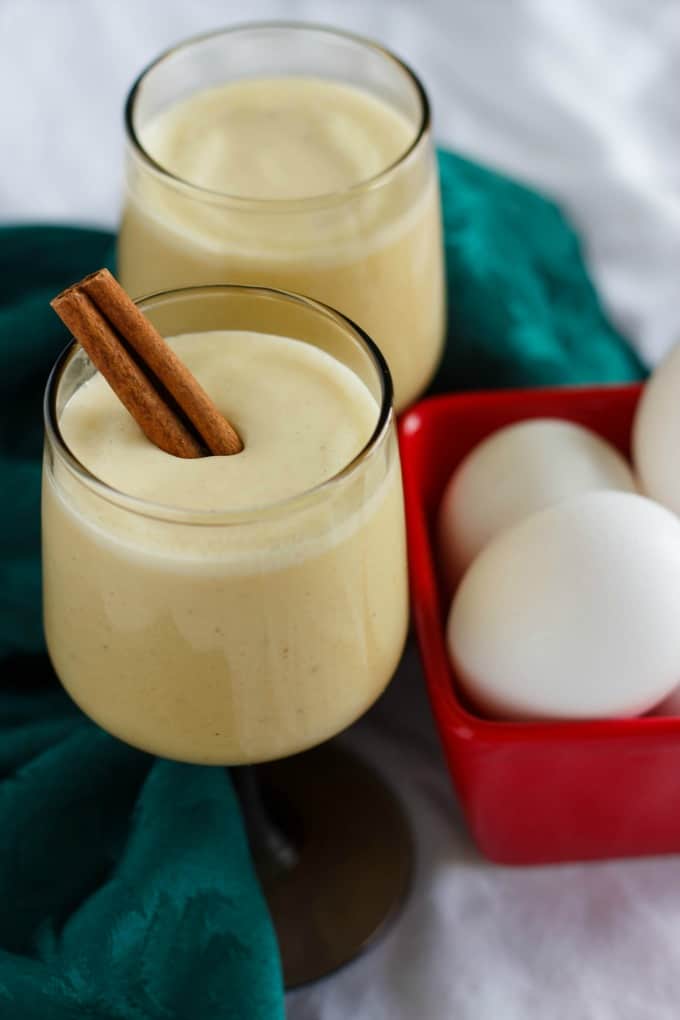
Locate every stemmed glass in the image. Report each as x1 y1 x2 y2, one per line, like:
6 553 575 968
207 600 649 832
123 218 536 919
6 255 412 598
42 284 411 986
118 22 446 412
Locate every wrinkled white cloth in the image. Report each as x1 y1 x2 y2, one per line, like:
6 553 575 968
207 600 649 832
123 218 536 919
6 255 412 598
3 2 680 1017
3 0 679 365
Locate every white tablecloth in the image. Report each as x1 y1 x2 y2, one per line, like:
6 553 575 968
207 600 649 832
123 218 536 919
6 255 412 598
4 2 680 1017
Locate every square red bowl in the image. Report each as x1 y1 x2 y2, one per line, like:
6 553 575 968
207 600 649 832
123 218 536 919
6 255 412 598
399 382 680 865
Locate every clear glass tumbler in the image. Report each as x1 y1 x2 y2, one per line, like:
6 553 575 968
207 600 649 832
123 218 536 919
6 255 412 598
118 23 446 412
42 284 412 986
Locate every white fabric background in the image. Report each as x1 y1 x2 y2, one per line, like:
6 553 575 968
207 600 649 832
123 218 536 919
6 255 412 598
3 1 680 1017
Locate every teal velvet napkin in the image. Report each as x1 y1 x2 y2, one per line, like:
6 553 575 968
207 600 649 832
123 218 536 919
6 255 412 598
0 229 284 1018
433 151 645 389
0 150 645 1019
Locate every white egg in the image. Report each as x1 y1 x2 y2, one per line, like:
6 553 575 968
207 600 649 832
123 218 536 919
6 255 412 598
649 687 680 717
634 343 680 514
447 491 680 721
438 418 635 584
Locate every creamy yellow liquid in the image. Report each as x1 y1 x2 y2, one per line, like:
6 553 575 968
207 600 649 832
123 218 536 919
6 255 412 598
119 77 445 410
42 331 408 764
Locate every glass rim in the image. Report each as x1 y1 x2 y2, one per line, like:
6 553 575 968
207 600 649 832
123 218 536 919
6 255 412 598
43 282 394 526
124 20 432 210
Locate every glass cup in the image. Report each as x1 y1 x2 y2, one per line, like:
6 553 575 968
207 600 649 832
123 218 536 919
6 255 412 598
42 284 412 986
118 22 446 413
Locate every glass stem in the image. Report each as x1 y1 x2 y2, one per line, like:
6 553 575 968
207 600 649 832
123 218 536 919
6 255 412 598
232 765 299 880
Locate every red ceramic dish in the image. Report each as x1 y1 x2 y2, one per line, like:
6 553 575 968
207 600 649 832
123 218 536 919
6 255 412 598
399 383 680 865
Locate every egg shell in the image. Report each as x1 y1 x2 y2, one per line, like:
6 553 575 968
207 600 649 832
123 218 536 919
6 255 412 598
438 418 636 584
649 686 680 717
447 491 680 721
633 343 680 514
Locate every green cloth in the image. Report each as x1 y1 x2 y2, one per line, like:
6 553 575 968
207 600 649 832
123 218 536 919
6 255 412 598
0 229 283 1018
0 150 645 1019
433 150 646 390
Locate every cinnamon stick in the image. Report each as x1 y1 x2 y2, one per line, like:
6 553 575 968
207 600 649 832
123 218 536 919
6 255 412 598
51 270 243 458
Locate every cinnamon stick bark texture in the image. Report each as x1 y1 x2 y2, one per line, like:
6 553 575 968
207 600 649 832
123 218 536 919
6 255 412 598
51 269 243 458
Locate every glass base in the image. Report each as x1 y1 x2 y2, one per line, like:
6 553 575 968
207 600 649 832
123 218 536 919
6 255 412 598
242 743 413 989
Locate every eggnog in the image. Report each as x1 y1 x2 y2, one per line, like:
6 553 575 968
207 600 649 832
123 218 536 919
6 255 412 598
43 329 408 764
119 75 445 410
